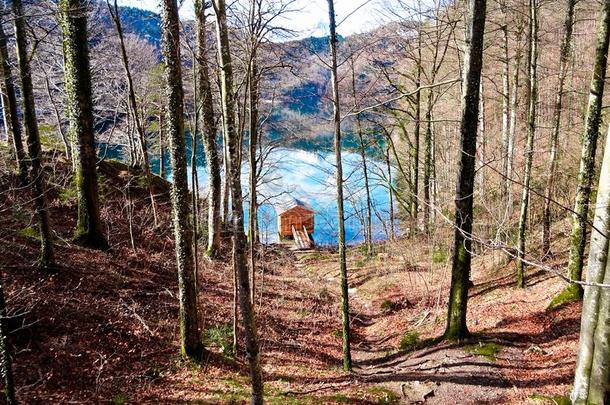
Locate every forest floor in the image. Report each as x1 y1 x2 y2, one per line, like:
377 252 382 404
0 150 580 404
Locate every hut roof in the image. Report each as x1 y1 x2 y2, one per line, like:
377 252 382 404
276 197 314 216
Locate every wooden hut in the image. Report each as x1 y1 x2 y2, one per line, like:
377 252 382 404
277 198 314 248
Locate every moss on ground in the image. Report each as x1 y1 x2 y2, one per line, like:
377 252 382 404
380 299 398 313
464 341 503 362
399 331 420 351
528 393 570 405
548 286 581 310
19 226 39 240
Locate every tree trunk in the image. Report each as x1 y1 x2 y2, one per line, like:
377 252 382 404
160 0 203 361
248 55 259 305
443 0 486 341
213 0 264 401
15 0 55 269
0 0 26 184
107 0 158 227
506 23 523 210
350 60 372 255
500 5 510 197
410 40 422 224
542 0 575 257
327 0 352 371
159 112 166 178
477 80 486 193
564 0 610 300
387 146 395 241
43 73 71 164
571 124 610 404
423 90 433 234
0 275 15 405
516 0 538 288
195 0 222 257
59 0 107 250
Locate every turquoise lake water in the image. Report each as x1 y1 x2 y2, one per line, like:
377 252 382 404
187 148 396 246
102 143 396 246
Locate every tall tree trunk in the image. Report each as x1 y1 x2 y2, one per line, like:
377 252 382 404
542 0 575 257
516 0 538 288
248 56 259 305
443 0 486 341
506 23 523 211
477 80 486 192
15 0 55 269
571 124 610 404
423 90 433 234
0 0 25 184
158 112 166 178
59 0 107 250
327 0 352 371
565 0 610 300
160 0 203 361
350 60 372 255
107 0 158 227
387 146 395 241
500 5 510 197
222 129 230 223
213 0 264 401
410 40 422 224
195 0 221 257
0 275 15 405
43 73 71 164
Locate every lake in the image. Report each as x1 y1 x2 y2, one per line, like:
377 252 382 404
187 148 396 246
102 142 396 246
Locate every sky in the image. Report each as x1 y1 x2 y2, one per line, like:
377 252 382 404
115 0 389 38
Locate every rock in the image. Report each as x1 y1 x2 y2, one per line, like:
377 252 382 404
400 381 436 403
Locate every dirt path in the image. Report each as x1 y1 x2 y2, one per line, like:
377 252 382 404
295 245 580 404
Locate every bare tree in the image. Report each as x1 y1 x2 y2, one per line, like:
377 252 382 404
327 0 352 371
516 0 539 287
213 0 264 401
14 0 55 269
59 0 107 250
160 0 203 361
444 0 486 341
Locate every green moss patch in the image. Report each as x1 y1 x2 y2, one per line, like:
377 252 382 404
548 286 581 310
464 341 503 362
528 393 570 405
380 299 398 313
399 331 419 351
19 226 39 240
432 245 449 264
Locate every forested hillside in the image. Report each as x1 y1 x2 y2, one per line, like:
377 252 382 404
2 0 610 403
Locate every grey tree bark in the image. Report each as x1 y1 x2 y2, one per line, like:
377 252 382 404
0 0 25 184
15 0 55 269
350 58 372 256
564 0 610 300
0 275 15 405
541 0 575 257
107 0 158 228
160 0 203 361
327 0 352 371
506 21 524 211
248 55 259 305
59 0 107 250
516 0 538 288
500 4 510 196
194 0 222 258
443 0 486 341
213 0 264 401
571 123 610 404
